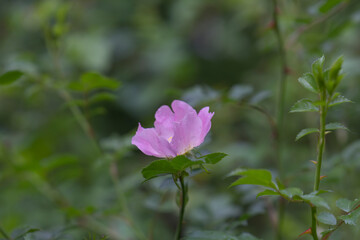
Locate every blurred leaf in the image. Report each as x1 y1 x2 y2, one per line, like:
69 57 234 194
301 194 330 209
249 90 271 104
89 92 116 104
298 73 319 93
290 99 319 112
184 231 260 240
319 0 343 13
325 122 348 131
200 152 227 164
336 198 359 212
338 207 360 225
13 228 40 240
0 70 23 85
329 94 352 107
228 85 253 101
68 72 120 92
295 128 319 141
312 56 325 85
257 189 280 198
229 169 277 189
326 56 344 95
317 212 337 225
280 188 303 198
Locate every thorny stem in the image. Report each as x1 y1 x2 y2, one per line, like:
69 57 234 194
175 175 187 240
271 0 288 239
311 90 328 240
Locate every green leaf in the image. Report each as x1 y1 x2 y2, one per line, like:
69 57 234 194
184 231 260 240
298 73 319 93
200 152 227 164
0 70 23 85
68 72 120 92
317 211 337 225
326 56 344 94
89 92 116 104
329 94 352 107
141 160 177 180
257 189 280 198
170 155 203 171
280 188 304 198
338 207 360 225
290 99 319 113
312 56 325 85
141 155 205 181
319 0 343 13
229 169 277 189
301 194 330 209
325 122 348 131
295 128 319 141
14 228 40 240
336 198 359 212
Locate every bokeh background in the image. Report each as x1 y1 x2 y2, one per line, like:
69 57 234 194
0 0 360 239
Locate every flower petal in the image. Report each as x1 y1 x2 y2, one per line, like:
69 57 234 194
170 111 202 155
198 106 214 142
171 100 197 121
131 123 176 158
154 105 175 140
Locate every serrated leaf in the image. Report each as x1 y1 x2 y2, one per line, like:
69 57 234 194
336 198 359 212
295 128 319 141
329 95 352 107
325 122 348 131
200 152 227 164
257 189 280 198
229 169 277 189
312 56 325 82
290 99 319 113
301 194 330 209
298 73 319 93
338 207 360 225
0 70 23 85
317 212 337 225
280 188 303 198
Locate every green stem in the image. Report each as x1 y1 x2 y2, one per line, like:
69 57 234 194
0 226 12 240
175 175 187 240
271 0 288 239
311 91 327 240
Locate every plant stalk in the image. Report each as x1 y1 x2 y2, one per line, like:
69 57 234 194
175 175 187 240
311 91 327 240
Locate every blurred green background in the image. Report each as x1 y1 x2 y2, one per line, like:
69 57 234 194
0 0 360 239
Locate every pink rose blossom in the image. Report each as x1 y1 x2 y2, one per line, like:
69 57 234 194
132 100 214 158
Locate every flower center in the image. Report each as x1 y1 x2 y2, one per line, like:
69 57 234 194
167 136 173 143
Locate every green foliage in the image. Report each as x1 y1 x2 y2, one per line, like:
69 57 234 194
141 153 226 181
298 73 319 93
336 198 359 212
295 128 319 141
290 99 319 112
317 212 337 225
319 0 343 13
325 122 348 131
301 194 330 210
229 169 277 189
0 70 23 85
68 72 120 92
338 207 360 225
329 94 352 107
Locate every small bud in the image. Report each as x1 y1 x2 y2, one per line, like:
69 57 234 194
310 160 318 165
320 175 327 180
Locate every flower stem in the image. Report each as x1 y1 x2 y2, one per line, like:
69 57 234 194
175 175 187 240
311 90 328 240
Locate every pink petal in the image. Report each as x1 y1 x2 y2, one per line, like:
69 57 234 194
154 105 175 140
170 111 202 155
131 123 176 158
198 106 214 142
171 100 197 121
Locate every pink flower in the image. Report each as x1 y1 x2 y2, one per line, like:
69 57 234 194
132 100 214 158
